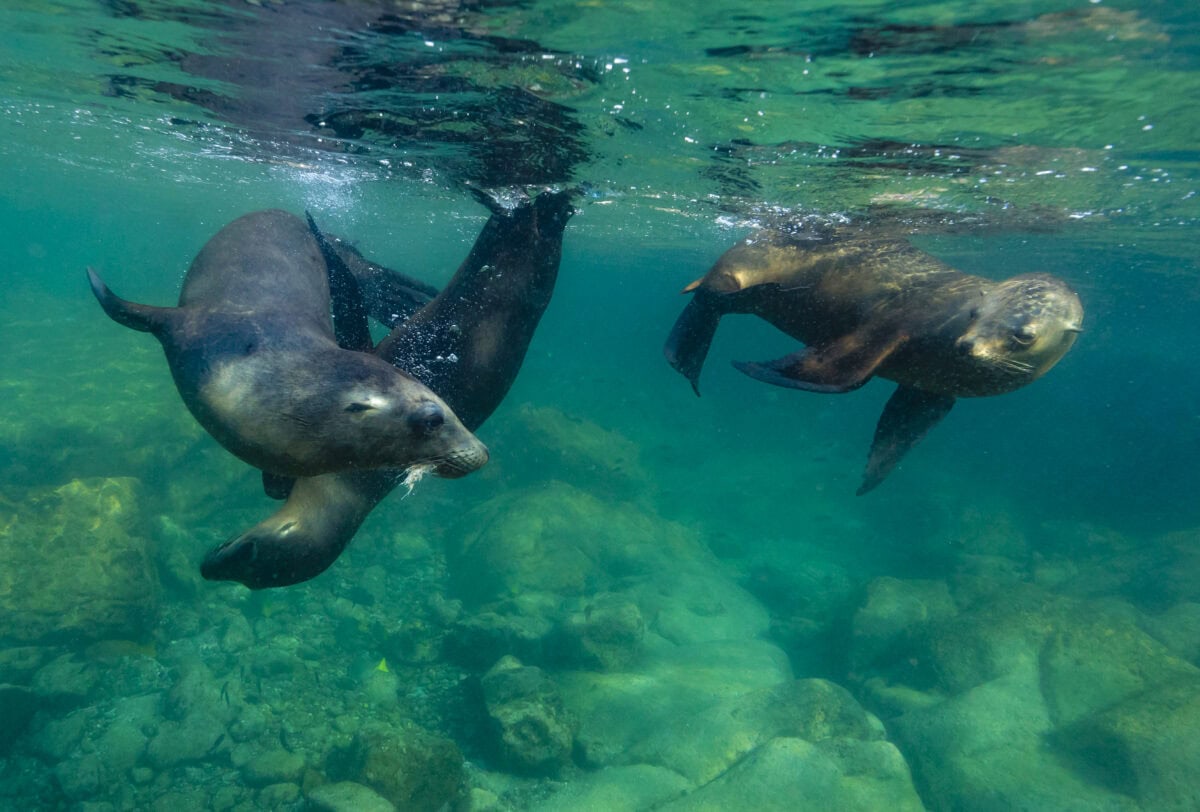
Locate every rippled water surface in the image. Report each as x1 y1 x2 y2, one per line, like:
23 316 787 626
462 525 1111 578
2 1 1199 810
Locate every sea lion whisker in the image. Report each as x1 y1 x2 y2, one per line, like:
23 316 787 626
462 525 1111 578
398 462 436 497
985 355 1034 375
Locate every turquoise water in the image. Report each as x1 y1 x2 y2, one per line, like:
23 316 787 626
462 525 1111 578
2 1 1199 809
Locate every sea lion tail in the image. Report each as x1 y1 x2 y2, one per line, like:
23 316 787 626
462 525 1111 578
86 267 172 334
664 288 724 396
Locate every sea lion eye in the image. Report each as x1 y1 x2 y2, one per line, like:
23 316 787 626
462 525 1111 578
409 403 444 434
1010 326 1036 346
344 402 374 413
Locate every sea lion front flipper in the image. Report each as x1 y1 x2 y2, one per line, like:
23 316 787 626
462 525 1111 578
305 212 373 352
664 287 726 396
86 268 175 335
262 471 295 501
733 329 908 394
858 386 956 495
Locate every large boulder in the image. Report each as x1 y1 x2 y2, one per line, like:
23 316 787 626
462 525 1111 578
629 679 886 785
0 478 159 645
892 661 1137 811
1059 674 1200 810
481 656 577 776
446 481 711 606
559 637 792 768
323 724 463 810
658 736 923 812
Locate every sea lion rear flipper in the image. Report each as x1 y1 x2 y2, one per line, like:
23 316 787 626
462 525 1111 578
664 288 726 396
86 268 174 334
858 386 956 495
733 329 907 394
305 212 374 352
262 471 295 501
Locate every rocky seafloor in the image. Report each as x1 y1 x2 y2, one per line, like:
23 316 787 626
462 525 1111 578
3 300 1200 812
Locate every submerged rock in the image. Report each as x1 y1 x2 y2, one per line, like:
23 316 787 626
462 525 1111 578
447 481 709 606
242 747 306 787
481 656 578 776
560 637 792 768
558 594 646 671
501 403 650 497
892 660 1136 811
529 764 692 811
0 478 159 645
324 725 463 810
1059 674 1200 810
849 577 956 673
629 679 886 786
657 736 923 812
0 684 38 751
307 781 395 812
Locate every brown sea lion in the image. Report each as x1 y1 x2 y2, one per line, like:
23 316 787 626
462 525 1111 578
200 189 575 588
664 231 1083 494
88 210 487 480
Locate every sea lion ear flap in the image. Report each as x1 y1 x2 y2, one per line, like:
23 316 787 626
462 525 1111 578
858 386 955 495
86 268 174 335
733 328 908 394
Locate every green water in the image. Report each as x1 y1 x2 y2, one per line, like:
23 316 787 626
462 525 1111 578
2 1 1199 810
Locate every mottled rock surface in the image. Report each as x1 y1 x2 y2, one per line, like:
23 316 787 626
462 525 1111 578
0 478 159 645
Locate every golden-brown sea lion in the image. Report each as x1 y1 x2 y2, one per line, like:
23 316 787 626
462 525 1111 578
664 231 1083 493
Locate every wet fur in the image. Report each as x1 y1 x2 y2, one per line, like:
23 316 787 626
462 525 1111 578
201 190 575 588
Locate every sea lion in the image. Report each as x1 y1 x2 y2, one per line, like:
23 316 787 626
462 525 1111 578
200 189 575 588
88 210 487 480
664 231 1083 494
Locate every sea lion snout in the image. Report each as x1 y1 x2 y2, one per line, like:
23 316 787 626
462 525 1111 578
432 440 490 478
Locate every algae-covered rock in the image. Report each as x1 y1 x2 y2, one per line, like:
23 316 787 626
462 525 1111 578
145 711 228 769
1060 675 1200 810
560 637 792 768
31 654 100 707
657 737 923 812
307 781 395 812
558 594 646 670
0 646 57 684
0 477 159 644
53 752 103 802
629 679 885 785
892 660 1137 811
482 656 578 776
324 725 463 810
242 747 306 787
1040 612 1198 727
93 693 160 775
446 607 555 670
849 577 956 672
1141 601 1200 665
0 684 38 751
529 764 692 811
632 570 769 646
502 403 650 496
447 481 708 606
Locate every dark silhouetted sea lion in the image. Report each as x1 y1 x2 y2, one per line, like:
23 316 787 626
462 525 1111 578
665 231 1083 494
201 189 575 588
88 209 488 479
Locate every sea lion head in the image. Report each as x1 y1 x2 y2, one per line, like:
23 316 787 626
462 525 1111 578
328 360 490 479
955 273 1083 383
